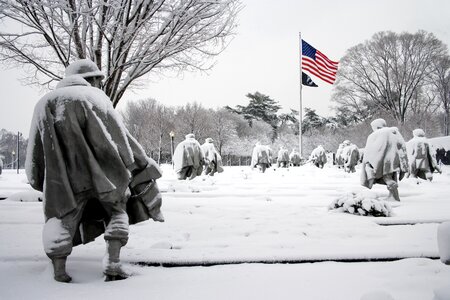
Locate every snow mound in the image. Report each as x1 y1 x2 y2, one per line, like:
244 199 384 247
164 176 219 193
429 136 450 150
434 285 450 300
6 190 43 202
360 291 394 300
437 221 450 265
329 191 392 217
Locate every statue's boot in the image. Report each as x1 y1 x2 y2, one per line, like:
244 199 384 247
385 179 400 201
387 188 400 201
52 257 72 283
103 240 128 282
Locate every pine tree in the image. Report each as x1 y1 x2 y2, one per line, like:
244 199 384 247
226 92 281 141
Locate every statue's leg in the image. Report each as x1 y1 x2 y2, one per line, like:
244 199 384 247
425 171 433 182
202 165 209 176
103 201 129 281
261 164 267 173
104 240 128 281
364 164 375 189
51 257 71 283
383 174 400 201
176 167 188 180
43 200 87 283
209 162 216 176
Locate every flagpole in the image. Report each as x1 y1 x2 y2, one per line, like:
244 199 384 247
298 32 303 158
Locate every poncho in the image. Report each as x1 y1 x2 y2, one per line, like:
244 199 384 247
360 127 408 187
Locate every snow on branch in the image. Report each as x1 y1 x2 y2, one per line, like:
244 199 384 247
0 0 242 106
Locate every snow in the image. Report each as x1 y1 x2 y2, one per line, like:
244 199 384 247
360 291 395 300
429 135 450 150
0 164 450 299
0 169 37 199
437 222 450 264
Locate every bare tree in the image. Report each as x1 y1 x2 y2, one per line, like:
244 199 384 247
333 30 449 124
174 101 211 141
0 129 27 168
209 108 236 155
431 56 450 135
122 98 174 161
0 0 241 107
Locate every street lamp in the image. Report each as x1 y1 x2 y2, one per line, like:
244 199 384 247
16 131 22 174
169 131 175 168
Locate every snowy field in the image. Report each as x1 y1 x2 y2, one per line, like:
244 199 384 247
0 164 450 300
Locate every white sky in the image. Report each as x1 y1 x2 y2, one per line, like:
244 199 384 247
1 0 450 137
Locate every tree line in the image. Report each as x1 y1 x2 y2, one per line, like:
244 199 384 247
0 129 27 169
333 30 450 134
121 87 448 165
1 24 449 165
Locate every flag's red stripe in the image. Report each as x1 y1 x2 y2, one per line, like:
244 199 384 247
302 57 337 83
302 61 335 82
302 64 335 84
316 56 338 73
315 59 337 76
303 68 334 84
316 53 338 72
302 61 335 84
317 50 339 66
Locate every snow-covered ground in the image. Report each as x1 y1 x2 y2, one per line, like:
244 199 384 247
0 164 449 300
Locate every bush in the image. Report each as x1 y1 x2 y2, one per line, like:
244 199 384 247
329 192 392 217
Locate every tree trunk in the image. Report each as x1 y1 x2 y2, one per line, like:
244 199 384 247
445 109 450 136
158 133 163 165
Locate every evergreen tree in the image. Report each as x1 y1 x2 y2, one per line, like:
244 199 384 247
302 108 324 134
226 91 281 141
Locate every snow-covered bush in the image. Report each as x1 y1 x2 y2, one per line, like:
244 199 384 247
329 192 392 217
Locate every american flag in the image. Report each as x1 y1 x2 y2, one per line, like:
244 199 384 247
301 40 338 84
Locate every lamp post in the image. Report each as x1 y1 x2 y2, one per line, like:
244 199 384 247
17 131 21 174
169 131 175 168
11 150 15 170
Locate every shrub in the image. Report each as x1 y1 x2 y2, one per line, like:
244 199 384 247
329 192 392 217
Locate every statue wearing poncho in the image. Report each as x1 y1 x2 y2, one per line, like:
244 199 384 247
360 119 409 201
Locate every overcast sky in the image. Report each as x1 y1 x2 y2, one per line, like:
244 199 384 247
1 0 450 137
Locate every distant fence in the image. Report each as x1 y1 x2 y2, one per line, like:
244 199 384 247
221 155 253 166
155 152 253 167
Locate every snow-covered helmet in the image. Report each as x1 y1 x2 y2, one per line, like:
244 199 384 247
65 59 104 79
185 133 195 139
412 128 425 137
370 118 386 131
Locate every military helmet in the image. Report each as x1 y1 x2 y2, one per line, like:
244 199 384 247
370 118 386 131
65 59 104 79
412 128 425 137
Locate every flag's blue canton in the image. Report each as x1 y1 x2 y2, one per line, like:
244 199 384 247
302 40 316 60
